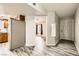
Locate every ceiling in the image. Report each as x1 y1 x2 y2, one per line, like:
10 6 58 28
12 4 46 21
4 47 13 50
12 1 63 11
39 3 78 18
0 3 38 16
0 3 78 18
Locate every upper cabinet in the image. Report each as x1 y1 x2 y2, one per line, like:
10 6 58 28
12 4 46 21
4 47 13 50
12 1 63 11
3 19 8 28
19 15 25 21
0 19 8 29
13 15 25 21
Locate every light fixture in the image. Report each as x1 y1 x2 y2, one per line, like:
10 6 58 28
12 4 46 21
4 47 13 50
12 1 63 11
33 3 36 6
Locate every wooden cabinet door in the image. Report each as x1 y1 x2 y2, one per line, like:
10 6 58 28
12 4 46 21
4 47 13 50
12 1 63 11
4 21 8 28
2 33 7 42
0 33 8 43
0 34 3 42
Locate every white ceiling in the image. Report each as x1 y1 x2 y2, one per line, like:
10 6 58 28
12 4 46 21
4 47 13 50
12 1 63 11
0 3 78 18
39 3 78 18
0 3 38 16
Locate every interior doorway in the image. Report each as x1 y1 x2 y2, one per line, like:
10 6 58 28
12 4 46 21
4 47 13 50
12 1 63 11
36 24 43 36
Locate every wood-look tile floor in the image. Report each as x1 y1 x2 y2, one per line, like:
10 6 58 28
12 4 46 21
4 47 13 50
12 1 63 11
0 37 79 56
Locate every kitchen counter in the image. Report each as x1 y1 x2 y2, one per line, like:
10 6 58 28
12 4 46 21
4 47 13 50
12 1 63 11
0 29 8 33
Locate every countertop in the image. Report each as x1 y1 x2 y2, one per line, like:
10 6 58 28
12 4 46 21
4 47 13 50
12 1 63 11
0 29 8 33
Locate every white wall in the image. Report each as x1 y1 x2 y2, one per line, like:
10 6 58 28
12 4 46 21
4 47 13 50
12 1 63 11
60 17 75 41
46 12 60 46
55 13 60 44
43 19 46 37
26 16 36 46
75 6 79 53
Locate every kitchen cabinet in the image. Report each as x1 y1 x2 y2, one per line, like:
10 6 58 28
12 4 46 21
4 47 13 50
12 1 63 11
20 15 25 21
4 20 8 28
0 33 8 43
2 19 8 28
